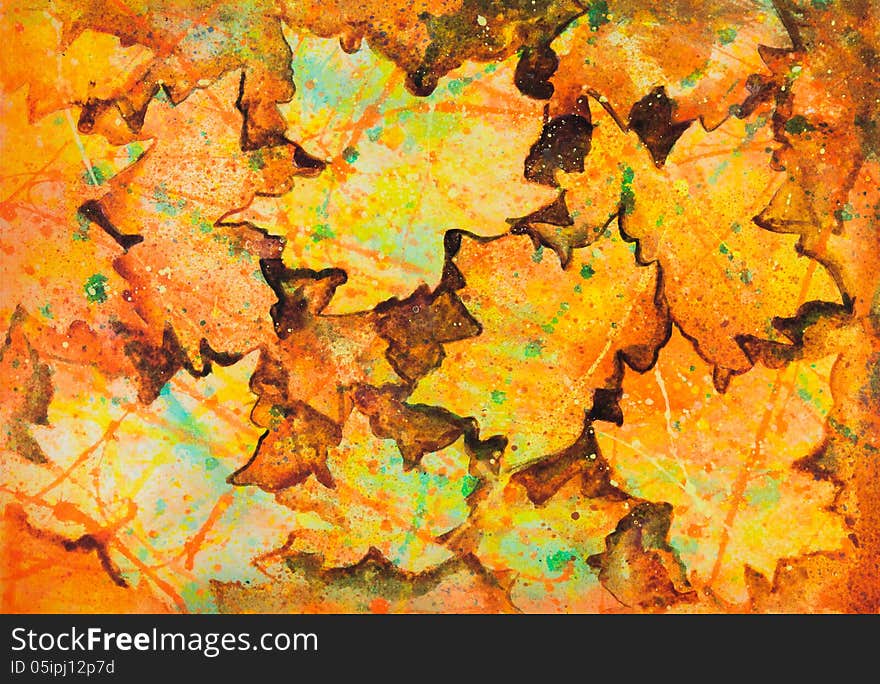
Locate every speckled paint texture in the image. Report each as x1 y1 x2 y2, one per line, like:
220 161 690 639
1 1 879 613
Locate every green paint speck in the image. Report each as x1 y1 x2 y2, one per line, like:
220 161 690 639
312 223 335 242
127 142 145 163
205 457 219 471
248 150 265 171
461 474 480 498
784 115 814 135
83 163 111 186
619 164 635 215
531 245 544 263
490 390 507 405
717 27 737 45
745 477 781 507
680 68 704 89
448 77 473 95
84 274 109 304
524 340 544 358
580 263 595 279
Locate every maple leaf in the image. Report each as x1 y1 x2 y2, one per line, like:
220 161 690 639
401 228 669 535
753 4 880 327
0 2 155 125
544 0 790 135
586 502 697 611
261 410 478 573
85 72 321 374
211 547 518 613
597 328 849 603
745 551 849 613
0 311 53 464
1 349 302 612
409 229 669 465
443 459 635 612
747 0 880 611
282 0 584 97
620 112 844 382
0 82 164 401
228 34 557 312
229 257 490 491
43 0 306 155
3 1 879 616
0 503 169 613
755 1 879 245
515 98 842 385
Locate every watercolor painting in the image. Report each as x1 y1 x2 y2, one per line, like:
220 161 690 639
1 0 878 614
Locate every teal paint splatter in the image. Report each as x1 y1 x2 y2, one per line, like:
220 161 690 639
546 549 575 572
531 245 544 263
447 76 473 95
342 146 359 163
834 203 856 222
744 115 768 140
587 1 610 31
153 185 186 216
680 68 705 89
829 416 859 443
160 385 207 442
72 213 91 242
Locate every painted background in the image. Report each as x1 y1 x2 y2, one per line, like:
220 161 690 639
2 0 879 613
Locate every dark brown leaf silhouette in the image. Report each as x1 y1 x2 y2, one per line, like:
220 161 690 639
587 501 697 610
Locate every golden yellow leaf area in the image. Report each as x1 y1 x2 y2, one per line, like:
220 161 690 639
2 0 878 613
600 329 848 607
